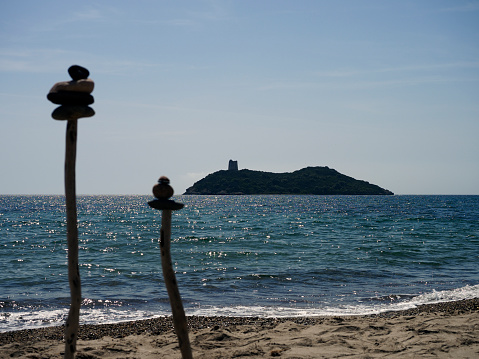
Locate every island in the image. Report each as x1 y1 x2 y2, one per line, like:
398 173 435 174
184 162 393 195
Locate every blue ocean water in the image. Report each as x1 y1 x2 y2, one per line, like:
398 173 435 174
1 195 478 332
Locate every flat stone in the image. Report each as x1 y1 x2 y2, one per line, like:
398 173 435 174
49 79 94 94
148 199 184 211
68 65 89 81
52 105 95 120
47 92 94 105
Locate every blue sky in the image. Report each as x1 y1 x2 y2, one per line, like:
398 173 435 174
1 1 478 195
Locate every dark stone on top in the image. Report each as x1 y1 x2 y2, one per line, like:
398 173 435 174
68 65 90 81
47 92 94 105
51 106 95 120
159 176 170 184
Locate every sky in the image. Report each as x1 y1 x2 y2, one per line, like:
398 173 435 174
1 1 478 195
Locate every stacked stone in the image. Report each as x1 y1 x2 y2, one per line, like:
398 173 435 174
153 176 175 199
148 176 184 211
47 65 95 120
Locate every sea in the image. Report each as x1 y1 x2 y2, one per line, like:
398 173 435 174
1 195 478 332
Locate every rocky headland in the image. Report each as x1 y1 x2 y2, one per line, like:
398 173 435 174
184 165 394 195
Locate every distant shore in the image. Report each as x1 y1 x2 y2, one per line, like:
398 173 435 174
1 298 478 358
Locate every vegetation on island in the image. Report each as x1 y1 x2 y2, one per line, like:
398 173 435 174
183 166 394 195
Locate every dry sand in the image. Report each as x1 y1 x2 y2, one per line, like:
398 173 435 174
1 298 478 358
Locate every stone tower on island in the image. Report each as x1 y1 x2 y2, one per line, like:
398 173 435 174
228 160 238 171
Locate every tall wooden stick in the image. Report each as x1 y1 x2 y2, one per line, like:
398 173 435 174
161 210 193 359
47 65 95 359
64 119 81 359
149 176 192 359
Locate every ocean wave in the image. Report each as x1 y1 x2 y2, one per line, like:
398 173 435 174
2 284 478 332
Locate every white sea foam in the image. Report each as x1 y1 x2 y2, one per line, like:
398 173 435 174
0 307 166 333
189 284 479 318
3 285 477 332
1 308 67 332
187 284 479 318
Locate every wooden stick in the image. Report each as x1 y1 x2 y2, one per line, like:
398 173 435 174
64 119 81 359
160 209 193 359
48 65 93 358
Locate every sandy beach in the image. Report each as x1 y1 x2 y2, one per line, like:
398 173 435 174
1 298 478 358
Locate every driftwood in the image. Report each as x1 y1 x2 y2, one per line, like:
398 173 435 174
160 209 193 359
149 177 192 359
63 119 81 359
48 65 94 358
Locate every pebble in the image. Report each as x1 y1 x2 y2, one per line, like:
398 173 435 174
49 79 94 94
68 65 90 81
47 92 94 105
153 176 174 199
52 106 95 120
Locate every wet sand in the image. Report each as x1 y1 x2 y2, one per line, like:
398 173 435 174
1 298 478 358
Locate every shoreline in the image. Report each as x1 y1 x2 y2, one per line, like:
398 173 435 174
1 298 478 358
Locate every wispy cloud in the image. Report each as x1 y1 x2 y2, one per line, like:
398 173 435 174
0 47 172 75
63 4 122 24
188 0 231 21
258 71 479 92
163 18 197 27
314 62 479 78
439 3 479 12
313 70 362 78
71 8 105 21
0 48 75 73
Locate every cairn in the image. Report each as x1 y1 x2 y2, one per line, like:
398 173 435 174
47 65 95 359
148 177 192 359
